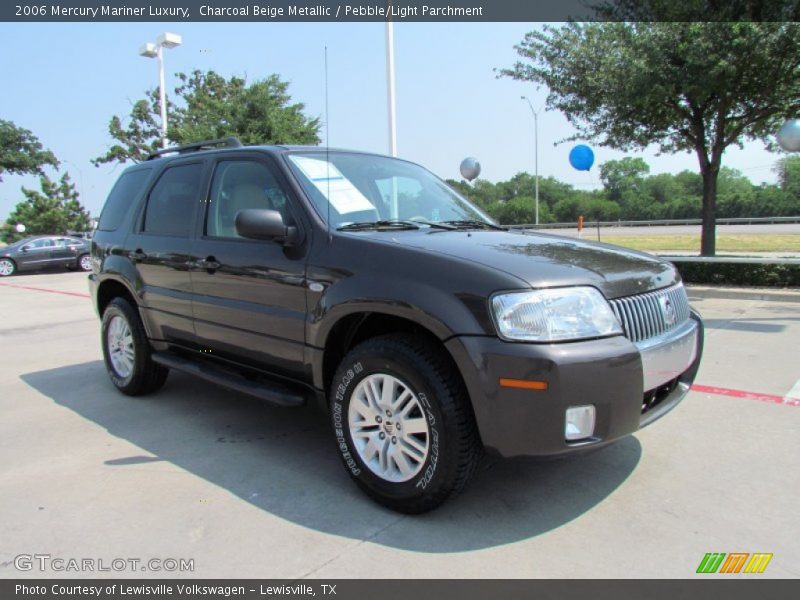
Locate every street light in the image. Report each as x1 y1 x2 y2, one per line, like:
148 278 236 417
139 32 182 149
521 96 541 225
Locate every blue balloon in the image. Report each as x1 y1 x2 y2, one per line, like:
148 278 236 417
569 144 595 171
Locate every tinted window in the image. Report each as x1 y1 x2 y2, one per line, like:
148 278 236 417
28 238 54 249
206 160 291 238
143 163 203 236
97 169 152 231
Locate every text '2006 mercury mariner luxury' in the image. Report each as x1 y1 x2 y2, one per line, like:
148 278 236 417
89 138 703 513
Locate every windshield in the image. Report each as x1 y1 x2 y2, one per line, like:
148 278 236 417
286 151 493 229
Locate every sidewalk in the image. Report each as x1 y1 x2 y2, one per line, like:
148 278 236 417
686 283 800 302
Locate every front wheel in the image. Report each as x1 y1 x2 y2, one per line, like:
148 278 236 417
101 297 168 396
330 334 482 513
0 258 16 277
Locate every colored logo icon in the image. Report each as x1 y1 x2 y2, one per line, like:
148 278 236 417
696 552 773 574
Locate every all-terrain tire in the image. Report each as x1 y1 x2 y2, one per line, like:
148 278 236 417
330 333 482 513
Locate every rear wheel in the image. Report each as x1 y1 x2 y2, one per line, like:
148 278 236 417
330 334 482 513
78 254 92 271
0 258 16 277
101 297 168 395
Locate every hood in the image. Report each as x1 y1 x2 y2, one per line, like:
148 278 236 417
373 229 678 299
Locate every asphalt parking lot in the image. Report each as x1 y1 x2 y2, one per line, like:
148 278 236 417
0 271 798 579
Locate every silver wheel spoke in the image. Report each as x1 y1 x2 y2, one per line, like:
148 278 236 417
107 315 135 379
348 373 430 483
392 446 417 477
403 417 428 435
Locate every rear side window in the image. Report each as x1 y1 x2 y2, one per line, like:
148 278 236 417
143 163 203 236
97 169 152 231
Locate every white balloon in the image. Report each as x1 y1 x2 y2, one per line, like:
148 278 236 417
777 119 800 152
15 223 26 233
460 157 481 181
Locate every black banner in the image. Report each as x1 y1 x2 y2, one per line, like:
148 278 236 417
4 0 800 23
3 580 800 600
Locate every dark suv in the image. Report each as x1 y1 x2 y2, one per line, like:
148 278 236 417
90 138 703 513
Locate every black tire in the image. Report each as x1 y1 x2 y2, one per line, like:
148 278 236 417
101 297 168 396
330 333 482 513
0 258 16 277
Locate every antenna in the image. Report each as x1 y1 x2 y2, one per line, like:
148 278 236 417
325 45 332 243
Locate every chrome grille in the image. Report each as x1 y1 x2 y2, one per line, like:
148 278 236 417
609 283 691 343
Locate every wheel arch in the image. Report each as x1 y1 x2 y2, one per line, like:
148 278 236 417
319 312 479 442
96 277 139 318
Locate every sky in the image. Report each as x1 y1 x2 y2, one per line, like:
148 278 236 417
0 21 785 219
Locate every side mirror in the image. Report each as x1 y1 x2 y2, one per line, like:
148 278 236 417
21 244 31 252
235 209 300 246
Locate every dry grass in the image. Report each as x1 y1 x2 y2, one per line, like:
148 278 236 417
600 234 800 253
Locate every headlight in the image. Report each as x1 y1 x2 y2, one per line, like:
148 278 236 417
491 287 622 342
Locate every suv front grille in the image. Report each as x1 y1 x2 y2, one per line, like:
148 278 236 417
609 283 690 344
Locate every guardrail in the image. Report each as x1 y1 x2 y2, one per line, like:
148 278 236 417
661 256 800 265
513 216 800 229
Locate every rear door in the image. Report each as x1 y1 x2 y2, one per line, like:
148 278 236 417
189 155 309 379
125 159 207 346
51 237 81 266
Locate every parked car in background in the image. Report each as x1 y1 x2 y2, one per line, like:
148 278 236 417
0 235 92 277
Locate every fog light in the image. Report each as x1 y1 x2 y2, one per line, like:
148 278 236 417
565 405 595 441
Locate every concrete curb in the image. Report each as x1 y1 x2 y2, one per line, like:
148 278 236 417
686 284 800 303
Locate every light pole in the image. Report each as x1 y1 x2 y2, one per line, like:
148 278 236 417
140 32 182 149
521 96 540 225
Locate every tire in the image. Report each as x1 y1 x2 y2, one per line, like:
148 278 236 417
330 333 482 513
101 297 168 396
0 258 16 277
78 254 92 272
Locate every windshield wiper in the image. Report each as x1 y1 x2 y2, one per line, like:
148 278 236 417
337 220 421 231
440 219 507 231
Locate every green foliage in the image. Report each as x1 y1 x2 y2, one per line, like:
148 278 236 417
1 173 91 243
672 261 800 287
94 70 321 165
500 19 800 255
446 154 800 226
0 119 58 182
774 156 800 198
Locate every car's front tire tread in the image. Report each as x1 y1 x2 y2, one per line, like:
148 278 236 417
331 333 482 513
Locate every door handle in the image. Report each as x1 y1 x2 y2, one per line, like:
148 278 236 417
196 257 221 271
130 249 147 262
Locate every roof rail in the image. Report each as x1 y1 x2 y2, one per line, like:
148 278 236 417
146 137 243 160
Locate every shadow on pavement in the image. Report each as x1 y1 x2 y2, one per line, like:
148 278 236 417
22 360 641 553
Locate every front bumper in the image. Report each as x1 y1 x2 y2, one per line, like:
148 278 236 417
445 311 703 458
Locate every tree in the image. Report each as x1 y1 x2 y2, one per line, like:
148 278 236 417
1 173 91 243
600 158 650 203
501 17 800 255
774 155 800 198
94 70 321 165
0 120 58 181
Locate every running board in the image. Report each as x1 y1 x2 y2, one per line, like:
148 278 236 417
151 352 305 407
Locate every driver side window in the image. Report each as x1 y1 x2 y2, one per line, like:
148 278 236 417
206 160 291 239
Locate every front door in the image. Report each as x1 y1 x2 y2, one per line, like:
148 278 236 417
18 237 55 269
190 156 308 380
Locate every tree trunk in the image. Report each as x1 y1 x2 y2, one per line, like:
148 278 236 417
700 165 719 257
